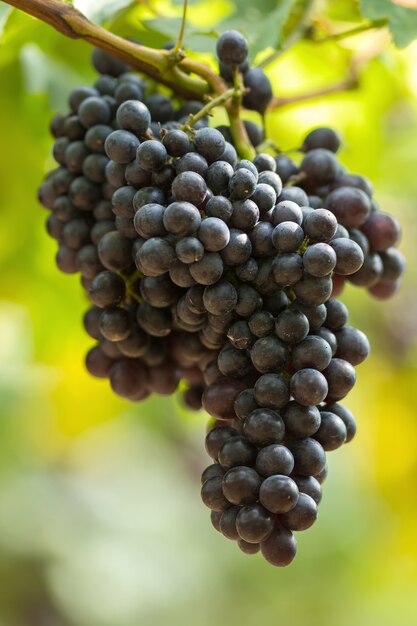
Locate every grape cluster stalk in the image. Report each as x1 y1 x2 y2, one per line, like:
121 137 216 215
38 33 404 567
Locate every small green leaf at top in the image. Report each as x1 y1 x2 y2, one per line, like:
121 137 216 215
219 0 293 59
73 0 134 25
361 0 417 47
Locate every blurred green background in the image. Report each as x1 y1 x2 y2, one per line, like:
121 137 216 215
0 1 416 625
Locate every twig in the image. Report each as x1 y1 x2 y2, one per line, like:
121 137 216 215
312 18 388 43
268 70 359 109
178 57 226 97
258 11 387 70
182 87 236 128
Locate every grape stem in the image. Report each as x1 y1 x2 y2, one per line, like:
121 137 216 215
173 0 188 54
226 68 255 160
226 109 255 160
183 86 243 128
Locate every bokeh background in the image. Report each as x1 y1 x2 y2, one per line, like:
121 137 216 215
0 0 416 624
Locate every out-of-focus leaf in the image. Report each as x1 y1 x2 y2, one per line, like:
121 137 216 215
143 18 218 52
143 16 184 40
145 0 292 57
0 5 12 39
361 0 417 47
73 0 134 24
219 0 293 58
19 44 84 109
326 0 362 22
251 0 293 57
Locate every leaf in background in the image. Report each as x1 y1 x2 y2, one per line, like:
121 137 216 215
143 16 184 40
0 5 12 39
143 17 219 52
326 0 362 23
19 44 85 109
361 0 417 47
73 0 134 24
145 0 292 58
219 0 293 59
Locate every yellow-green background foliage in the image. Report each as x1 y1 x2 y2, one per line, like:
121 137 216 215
0 1 416 624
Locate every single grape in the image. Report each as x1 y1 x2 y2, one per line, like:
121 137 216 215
261 526 297 567
194 127 226 162
282 402 321 438
314 411 347 451
172 170 207 205
222 466 262 505
234 388 258 421
303 243 337 277
323 358 356 401
201 476 230 511
301 149 339 185
325 186 371 228
198 217 231 252
275 308 309 344
272 221 304 253
243 407 285 446
89 271 125 308
236 504 274 543
104 129 140 163
290 369 328 405
302 127 341 153
259 475 299 514
254 373 290 409
331 238 364 275
163 201 201 236
116 99 151 135
289 438 327 477
250 336 288 373
360 212 401 251
255 444 294 477
335 326 370 365
280 493 318 531
218 436 257 470
216 30 249 66
242 68 273 114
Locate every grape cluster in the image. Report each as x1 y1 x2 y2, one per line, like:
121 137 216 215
38 40 404 567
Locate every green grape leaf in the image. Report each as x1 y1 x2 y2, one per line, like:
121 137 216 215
143 17 186 41
361 0 417 47
73 0 134 24
19 43 86 109
220 0 293 58
145 0 292 58
326 0 362 22
143 18 218 52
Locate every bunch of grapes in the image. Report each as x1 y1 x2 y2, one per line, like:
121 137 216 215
37 32 404 567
